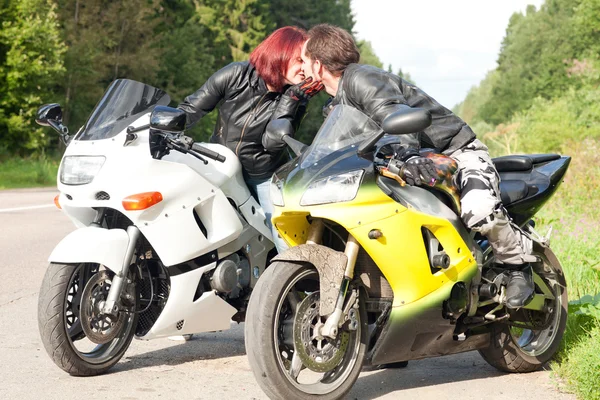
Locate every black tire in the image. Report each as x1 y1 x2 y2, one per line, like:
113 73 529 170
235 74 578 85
479 249 568 372
37 263 137 376
245 261 368 400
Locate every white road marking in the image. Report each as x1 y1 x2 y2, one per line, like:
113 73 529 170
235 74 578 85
0 204 54 213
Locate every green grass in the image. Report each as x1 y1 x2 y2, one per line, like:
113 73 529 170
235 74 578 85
483 122 600 399
492 137 600 399
554 323 600 400
0 155 59 189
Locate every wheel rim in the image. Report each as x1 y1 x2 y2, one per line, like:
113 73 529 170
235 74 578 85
273 268 362 395
64 264 136 364
509 273 563 356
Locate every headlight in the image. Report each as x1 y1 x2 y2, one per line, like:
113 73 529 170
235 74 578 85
300 170 364 206
59 156 106 185
270 174 285 207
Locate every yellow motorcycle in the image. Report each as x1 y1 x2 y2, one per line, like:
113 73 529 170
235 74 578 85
245 105 569 400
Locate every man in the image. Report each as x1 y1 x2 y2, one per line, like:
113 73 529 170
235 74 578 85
301 24 536 309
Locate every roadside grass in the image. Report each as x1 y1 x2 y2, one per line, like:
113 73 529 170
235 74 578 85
540 139 600 400
0 155 59 189
485 135 600 399
554 324 600 400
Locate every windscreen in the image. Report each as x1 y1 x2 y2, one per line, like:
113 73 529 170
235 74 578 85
300 105 381 168
75 79 170 141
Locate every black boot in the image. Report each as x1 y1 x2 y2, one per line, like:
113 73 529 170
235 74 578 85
504 264 535 309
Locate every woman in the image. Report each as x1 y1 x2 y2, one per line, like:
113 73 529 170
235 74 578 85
178 26 322 249
171 27 321 342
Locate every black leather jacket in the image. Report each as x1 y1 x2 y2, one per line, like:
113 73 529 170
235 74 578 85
327 64 476 155
179 61 304 179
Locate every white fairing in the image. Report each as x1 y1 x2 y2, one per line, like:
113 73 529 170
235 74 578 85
139 264 237 339
56 114 272 266
53 114 274 336
49 227 129 272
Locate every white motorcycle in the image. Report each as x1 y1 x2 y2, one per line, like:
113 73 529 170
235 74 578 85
36 79 275 376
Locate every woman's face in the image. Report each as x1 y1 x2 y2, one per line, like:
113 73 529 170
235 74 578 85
283 50 305 86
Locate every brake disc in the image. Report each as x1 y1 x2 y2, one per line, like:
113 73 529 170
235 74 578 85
293 292 350 373
80 271 133 344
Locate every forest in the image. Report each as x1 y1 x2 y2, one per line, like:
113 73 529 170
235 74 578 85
0 0 393 156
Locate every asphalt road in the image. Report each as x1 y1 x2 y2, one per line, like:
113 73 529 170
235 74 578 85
0 188 575 400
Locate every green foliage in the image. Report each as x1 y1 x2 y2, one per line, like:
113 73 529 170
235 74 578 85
195 0 273 62
478 55 600 157
358 40 383 68
0 155 60 188
460 0 600 127
0 0 378 155
554 324 600 400
55 0 164 132
454 70 499 125
570 294 600 320
267 0 354 31
0 0 66 154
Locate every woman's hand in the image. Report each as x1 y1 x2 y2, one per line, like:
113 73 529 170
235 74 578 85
286 77 324 101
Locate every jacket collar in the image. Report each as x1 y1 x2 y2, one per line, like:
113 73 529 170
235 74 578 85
247 62 269 92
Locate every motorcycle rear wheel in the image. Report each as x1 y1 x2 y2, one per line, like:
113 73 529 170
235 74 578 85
479 247 568 372
245 261 367 400
37 262 138 376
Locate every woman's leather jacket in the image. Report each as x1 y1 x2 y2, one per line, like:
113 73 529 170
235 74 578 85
179 61 304 180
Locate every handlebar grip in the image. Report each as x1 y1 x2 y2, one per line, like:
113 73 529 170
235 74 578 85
191 143 226 162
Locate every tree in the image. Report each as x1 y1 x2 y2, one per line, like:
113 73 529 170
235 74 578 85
267 0 354 31
396 67 415 85
55 0 163 132
358 40 383 68
0 0 66 155
194 0 272 62
478 0 585 124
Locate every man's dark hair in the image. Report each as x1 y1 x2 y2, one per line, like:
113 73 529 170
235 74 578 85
306 24 360 76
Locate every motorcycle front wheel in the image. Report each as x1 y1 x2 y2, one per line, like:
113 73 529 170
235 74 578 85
245 261 367 400
37 262 138 376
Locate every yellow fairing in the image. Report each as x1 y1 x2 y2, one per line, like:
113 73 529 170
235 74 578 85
272 184 478 308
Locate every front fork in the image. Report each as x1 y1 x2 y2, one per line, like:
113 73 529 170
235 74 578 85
101 225 140 315
308 219 360 339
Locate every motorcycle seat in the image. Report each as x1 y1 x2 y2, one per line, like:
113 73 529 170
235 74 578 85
492 154 561 173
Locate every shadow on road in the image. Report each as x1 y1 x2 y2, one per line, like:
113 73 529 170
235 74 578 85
349 353 506 399
112 330 247 373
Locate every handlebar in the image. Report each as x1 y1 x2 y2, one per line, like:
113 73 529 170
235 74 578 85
191 143 226 163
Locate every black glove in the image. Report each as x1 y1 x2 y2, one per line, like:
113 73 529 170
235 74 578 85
401 156 439 186
285 77 324 101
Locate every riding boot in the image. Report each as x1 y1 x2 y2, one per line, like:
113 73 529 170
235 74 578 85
504 264 535 309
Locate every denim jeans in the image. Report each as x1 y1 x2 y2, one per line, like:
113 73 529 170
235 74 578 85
245 176 289 253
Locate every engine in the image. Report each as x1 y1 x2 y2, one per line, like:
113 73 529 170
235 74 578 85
209 253 251 299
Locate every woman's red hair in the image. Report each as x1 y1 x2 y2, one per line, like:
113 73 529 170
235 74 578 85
250 26 307 92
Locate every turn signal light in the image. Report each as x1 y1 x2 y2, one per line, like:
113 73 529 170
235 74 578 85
54 194 61 209
122 192 163 211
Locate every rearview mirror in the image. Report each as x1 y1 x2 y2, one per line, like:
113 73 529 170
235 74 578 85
36 103 63 127
264 119 307 156
36 103 70 145
382 107 432 135
150 105 187 133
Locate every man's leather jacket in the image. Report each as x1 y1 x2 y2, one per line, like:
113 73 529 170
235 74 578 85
179 61 304 180
327 64 476 155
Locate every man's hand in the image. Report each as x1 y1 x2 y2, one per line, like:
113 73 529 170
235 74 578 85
402 156 439 186
286 77 324 101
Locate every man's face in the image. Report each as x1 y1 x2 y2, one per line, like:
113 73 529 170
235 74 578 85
301 41 321 81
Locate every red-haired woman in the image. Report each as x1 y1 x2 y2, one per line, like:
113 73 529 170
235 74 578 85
178 26 321 250
172 27 321 342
